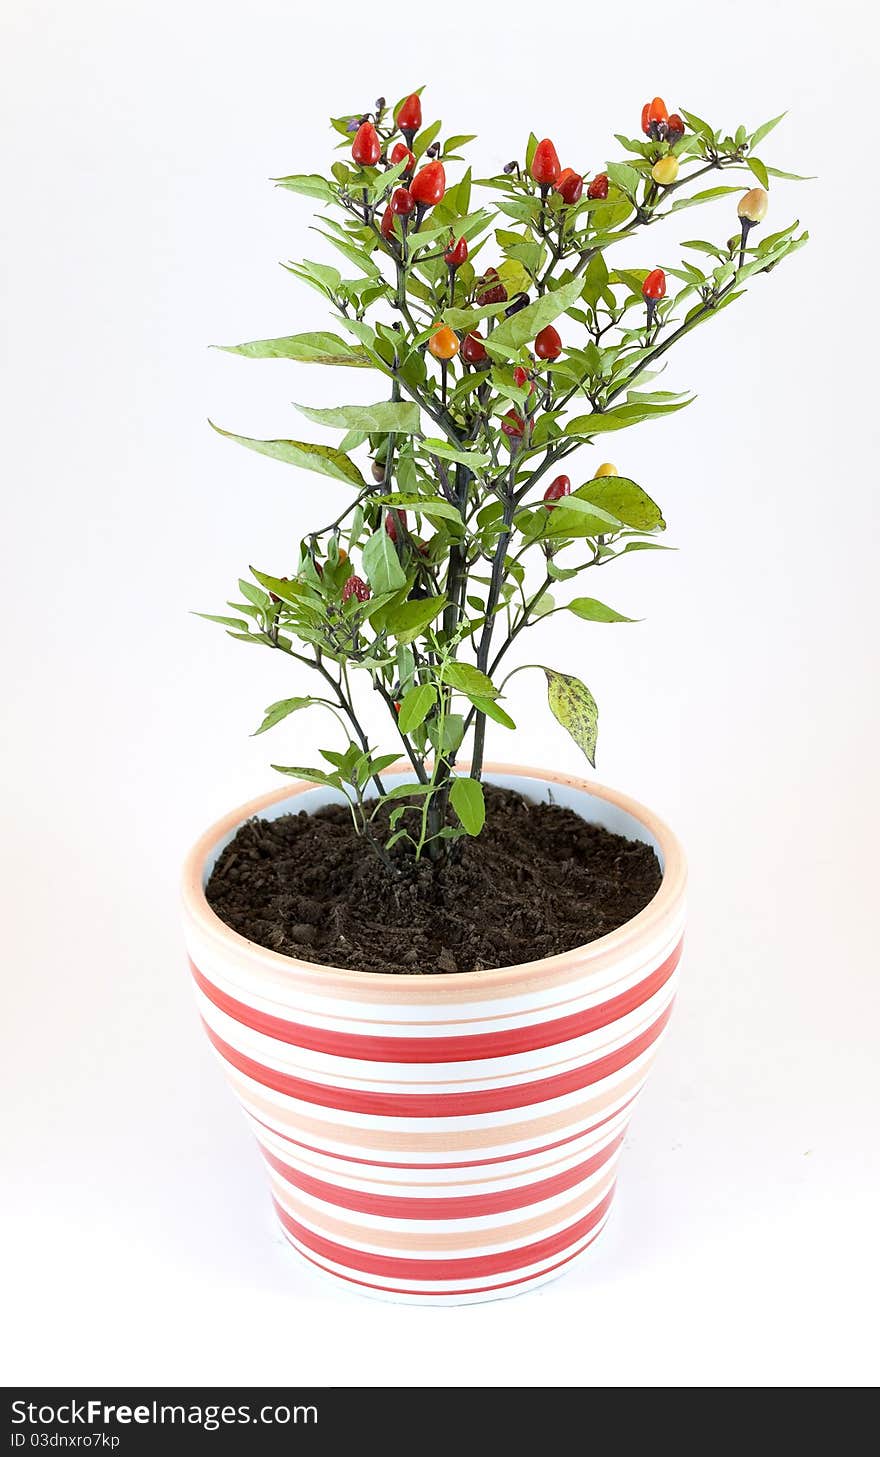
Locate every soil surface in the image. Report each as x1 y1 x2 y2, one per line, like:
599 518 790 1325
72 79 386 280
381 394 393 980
205 785 662 975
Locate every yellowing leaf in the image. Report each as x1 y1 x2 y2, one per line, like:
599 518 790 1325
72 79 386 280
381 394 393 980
210 423 365 487
543 669 598 767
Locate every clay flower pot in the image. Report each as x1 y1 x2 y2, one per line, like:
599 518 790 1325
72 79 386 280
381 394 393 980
182 765 686 1304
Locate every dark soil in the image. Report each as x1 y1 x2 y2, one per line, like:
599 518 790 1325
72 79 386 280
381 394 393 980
205 785 662 975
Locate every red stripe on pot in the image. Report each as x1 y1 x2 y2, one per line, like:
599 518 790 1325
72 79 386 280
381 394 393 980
191 941 682 1063
287 1220 608 1297
273 1186 615 1280
264 1128 625 1219
248 1091 638 1171
204 1003 673 1118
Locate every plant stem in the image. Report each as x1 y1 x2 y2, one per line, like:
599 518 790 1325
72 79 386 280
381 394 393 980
606 275 740 407
470 459 518 782
302 650 388 797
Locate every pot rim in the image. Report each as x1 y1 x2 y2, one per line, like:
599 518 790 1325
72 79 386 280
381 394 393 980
181 762 686 992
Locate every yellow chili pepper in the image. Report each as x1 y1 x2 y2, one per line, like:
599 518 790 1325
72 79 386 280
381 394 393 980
738 187 769 224
651 155 679 186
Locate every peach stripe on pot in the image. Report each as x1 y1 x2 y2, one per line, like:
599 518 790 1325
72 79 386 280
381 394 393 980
269 1167 618 1254
227 1057 654 1158
263 1131 626 1229
252 1111 628 1192
275 1186 618 1292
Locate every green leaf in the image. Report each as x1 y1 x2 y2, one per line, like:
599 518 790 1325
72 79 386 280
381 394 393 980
565 597 636 624
210 422 365 487
274 174 334 201
443 300 512 330
215 331 372 367
619 540 676 555
313 228 382 277
420 438 491 468
253 697 314 735
428 712 464 755
749 111 786 149
362 528 407 594
543 669 598 767
271 765 342 788
546 497 620 529
574 476 665 531
536 507 618 540
413 118 442 159
396 683 437 734
293 400 421 433
747 157 770 189
383 595 446 644
581 252 610 307
249 570 309 606
670 186 743 213
382 780 435 801
681 240 725 257
679 109 715 142
606 161 642 198
376 493 462 524
469 694 515 730
442 661 498 699
566 399 692 436
764 167 814 181
483 275 585 360
450 776 486 836
192 611 250 631
366 753 401 779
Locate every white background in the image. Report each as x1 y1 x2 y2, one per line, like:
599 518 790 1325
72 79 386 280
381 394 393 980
2 0 878 1389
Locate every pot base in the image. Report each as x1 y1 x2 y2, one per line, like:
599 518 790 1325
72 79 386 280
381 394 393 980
277 1202 614 1306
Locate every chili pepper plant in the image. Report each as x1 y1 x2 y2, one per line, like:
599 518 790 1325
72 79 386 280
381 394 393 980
203 91 806 867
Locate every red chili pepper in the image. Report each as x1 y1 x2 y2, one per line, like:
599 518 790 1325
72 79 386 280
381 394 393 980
555 168 584 204
444 235 468 269
512 365 530 387
543 475 571 509
391 187 416 216
342 574 371 604
501 410 525 439
380 205 395 240
476 267 507 306
390 142 416 172
384 508 409 543
530 138 561 187
642 268 666 301
534 324 562 361
352 121 381 167
646 97 668 129
461 331 488 365
666 113 685 143
410 160 445 207
396 93 422 135
587 172 609 200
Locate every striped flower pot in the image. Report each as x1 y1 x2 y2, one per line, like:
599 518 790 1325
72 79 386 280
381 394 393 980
182 765 686 1304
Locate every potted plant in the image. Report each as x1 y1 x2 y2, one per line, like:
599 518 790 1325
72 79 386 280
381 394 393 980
182 90 806 1302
